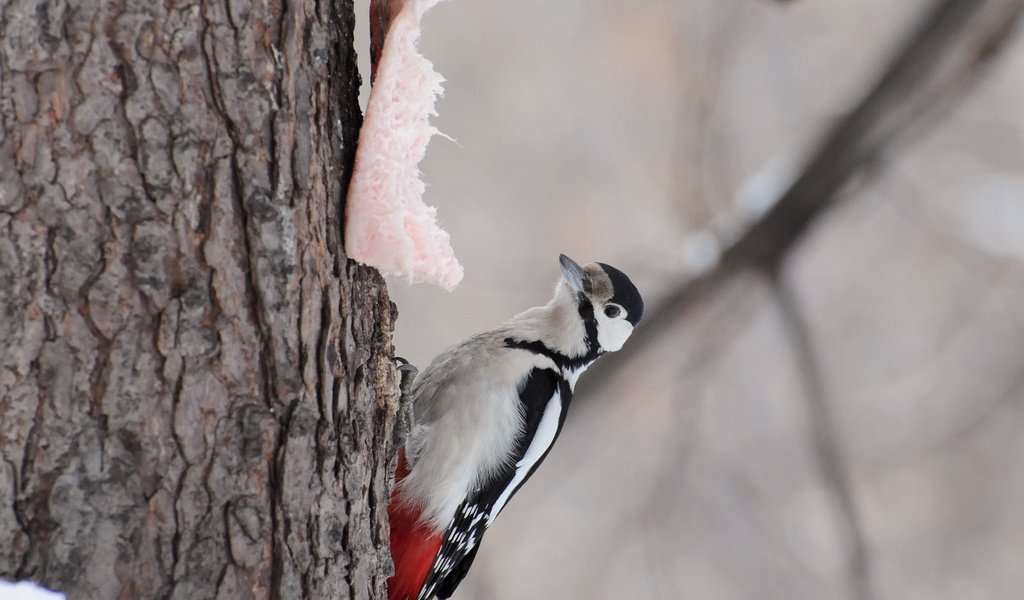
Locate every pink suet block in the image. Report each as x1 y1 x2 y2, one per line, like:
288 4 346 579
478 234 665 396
345 0 464 291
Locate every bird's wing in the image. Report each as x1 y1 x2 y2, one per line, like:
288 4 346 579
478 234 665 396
417 367 570 600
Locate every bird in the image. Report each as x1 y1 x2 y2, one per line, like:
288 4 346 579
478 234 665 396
387 254 644 600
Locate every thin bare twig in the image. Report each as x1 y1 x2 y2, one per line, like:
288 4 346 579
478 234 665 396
770 274 875 600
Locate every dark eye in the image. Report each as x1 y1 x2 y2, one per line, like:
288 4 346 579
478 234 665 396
604 305 621 318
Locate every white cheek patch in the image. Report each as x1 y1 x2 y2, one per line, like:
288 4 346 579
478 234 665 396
596 311 634 351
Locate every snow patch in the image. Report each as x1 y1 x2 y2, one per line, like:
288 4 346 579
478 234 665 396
0 581 66 600
958 175 1024 258
679 230 721 274
735 157 795 219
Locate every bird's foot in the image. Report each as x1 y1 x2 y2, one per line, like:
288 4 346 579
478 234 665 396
393 357 418 452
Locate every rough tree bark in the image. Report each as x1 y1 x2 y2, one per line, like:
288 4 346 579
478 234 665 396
0 0 399 598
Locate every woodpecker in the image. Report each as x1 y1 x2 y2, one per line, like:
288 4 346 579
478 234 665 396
387 254 643 600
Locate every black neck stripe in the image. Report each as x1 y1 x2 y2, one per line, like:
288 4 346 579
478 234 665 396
504 294 604 370
576 293 601 352
503 337 602 372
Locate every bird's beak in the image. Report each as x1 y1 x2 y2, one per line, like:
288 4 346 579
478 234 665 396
559 254 592 294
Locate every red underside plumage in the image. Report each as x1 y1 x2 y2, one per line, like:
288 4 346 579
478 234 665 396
388 450 442 600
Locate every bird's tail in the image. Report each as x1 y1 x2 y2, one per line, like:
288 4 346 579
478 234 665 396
388 450 443 600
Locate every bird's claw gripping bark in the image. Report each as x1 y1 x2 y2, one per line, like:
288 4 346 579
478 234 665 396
393 357 418 452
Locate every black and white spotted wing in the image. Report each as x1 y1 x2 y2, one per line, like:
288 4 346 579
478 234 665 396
418 499 489 600
418 367 572 600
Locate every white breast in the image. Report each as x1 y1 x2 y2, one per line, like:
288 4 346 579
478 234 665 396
400 347 557 530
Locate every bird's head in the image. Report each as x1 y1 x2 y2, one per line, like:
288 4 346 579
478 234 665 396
556 254 644 353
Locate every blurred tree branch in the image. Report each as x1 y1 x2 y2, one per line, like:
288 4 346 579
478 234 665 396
585 0 1024 390
771 277 875 600
580 3 1024 595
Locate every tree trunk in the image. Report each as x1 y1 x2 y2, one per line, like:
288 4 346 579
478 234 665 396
0 0 399 598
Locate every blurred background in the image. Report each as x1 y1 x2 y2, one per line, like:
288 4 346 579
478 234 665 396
356 1 1024 598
